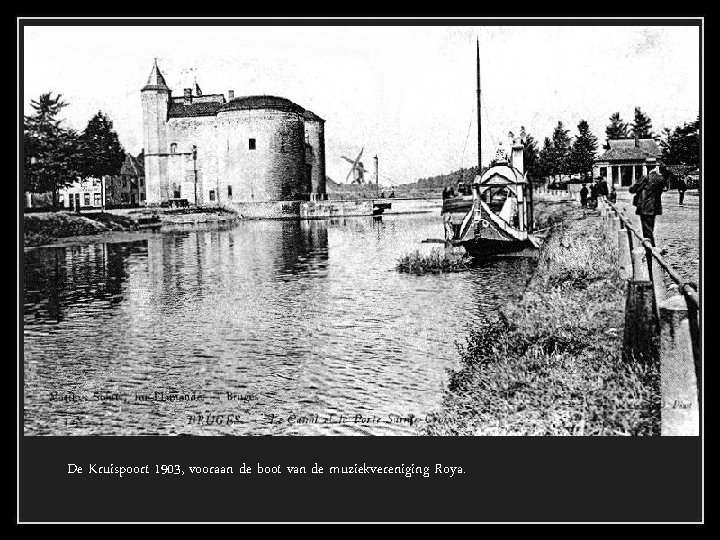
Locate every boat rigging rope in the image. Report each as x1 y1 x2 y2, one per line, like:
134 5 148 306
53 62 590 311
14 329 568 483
458 104 474 172
482 98 499 155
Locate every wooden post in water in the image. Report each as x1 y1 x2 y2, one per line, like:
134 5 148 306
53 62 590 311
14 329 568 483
659 294 700 435
618 229 632 280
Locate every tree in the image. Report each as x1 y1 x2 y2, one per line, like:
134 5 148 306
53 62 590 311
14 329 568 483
570 120 598 179
551 121 572 179
522 133 541 183
24 92 82 209
537 137 555 182
631 107 653 138
605 112 629 145
78 111 125 180
660 116 699 166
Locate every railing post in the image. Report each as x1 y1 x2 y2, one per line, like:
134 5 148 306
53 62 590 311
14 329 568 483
650 248 668 321
659 295 700 435
632 246 650 281
623 280 658 364
618 229 632 280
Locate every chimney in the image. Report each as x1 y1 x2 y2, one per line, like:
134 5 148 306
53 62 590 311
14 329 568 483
228 89 235 101
511 139 524 176
183 88 192 105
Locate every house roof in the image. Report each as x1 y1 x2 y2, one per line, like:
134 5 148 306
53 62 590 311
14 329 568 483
168 101 226 118
596 146 655 162
664 165 696 178
221 95 306 115
596 137 661 163
303 109 325 122
120 153 145 177
608 137 660 156
168 94 308 119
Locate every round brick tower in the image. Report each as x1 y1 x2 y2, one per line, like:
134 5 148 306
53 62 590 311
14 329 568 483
217 96 307 202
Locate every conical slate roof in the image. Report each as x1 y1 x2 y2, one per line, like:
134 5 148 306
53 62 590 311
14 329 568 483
142 60 169 91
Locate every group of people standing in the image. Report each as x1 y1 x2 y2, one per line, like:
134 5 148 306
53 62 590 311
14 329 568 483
579 173 667 246
579 177 616 209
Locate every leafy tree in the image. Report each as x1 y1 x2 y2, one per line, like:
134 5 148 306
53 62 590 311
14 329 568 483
631 106 653 138
537 137 555 181
78 111 125 180
551 121 572 179
605 112 629 144
570 120 598 179
660 116 699 166
24 93 82 209
522 133 541 183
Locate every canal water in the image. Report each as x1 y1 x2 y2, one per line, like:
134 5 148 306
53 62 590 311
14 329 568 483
23 212 533 435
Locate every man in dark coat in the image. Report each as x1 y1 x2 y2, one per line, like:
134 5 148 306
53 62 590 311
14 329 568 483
677 176 688 206
595 177 609 198
629 172 666 246
579 184 589 208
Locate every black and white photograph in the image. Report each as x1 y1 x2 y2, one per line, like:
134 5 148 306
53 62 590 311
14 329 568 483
21 20 702 440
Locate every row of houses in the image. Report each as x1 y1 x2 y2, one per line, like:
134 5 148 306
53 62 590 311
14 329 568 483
24 153 145 211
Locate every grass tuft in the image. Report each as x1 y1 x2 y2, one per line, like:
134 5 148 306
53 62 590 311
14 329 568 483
397 247 473 274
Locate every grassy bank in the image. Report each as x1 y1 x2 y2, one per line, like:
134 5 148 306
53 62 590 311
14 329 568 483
421 211 660 436
24 206 238 247
23 212 137 247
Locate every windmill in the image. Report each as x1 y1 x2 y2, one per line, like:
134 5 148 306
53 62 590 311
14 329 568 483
341 148 366 184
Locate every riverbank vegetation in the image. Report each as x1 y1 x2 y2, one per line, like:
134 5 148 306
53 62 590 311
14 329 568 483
397 247 472 274
421 213 660 436
24 212 137 247
24 206 238 247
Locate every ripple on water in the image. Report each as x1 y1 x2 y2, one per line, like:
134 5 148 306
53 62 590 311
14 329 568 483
23 214 533 435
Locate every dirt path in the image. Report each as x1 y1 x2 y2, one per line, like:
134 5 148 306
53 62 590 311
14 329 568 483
614 191 700 287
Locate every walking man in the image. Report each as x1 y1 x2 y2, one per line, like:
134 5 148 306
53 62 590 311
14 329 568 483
580 184 589 208
629 172 666 246
677 176 687 206
595 176 609 198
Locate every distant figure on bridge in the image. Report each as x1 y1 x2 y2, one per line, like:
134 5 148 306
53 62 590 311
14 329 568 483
677 176 687 206
608 186 617 203
389 189 395 198
580 184 589 208
630 172 666 246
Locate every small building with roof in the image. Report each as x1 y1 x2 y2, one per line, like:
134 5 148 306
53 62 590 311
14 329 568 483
105 152 145 207
141 61 327 206
593 137 661 189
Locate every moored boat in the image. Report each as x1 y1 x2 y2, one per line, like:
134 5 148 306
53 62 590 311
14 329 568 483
441 39 539 259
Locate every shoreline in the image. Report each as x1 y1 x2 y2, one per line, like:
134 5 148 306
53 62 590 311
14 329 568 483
419 202 660 436
22 199 447 249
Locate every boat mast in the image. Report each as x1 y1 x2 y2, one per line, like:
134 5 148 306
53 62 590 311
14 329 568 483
476 38 481 173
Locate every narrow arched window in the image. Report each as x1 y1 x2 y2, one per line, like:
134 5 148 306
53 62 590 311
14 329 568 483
170 143 177 154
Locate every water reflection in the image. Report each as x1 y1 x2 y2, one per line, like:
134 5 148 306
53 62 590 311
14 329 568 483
24 214 532 435
24 242 146 325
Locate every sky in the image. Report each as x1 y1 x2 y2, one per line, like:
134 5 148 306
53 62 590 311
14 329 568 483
23 24 701 186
